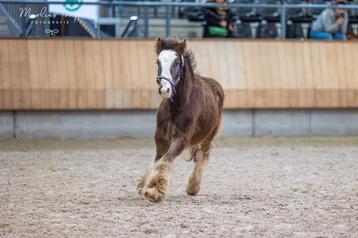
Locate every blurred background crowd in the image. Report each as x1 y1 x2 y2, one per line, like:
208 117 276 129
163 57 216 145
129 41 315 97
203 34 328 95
0 0 357 39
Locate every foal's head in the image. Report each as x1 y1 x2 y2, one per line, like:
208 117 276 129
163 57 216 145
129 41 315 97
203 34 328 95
155 38 187 100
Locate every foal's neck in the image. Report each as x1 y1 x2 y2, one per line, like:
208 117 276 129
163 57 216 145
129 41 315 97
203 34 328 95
170 56 194 109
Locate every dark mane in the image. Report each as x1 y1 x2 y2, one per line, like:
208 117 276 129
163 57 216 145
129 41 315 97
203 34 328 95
155 38 178 53
184 50 197 74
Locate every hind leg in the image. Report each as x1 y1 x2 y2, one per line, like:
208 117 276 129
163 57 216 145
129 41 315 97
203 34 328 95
188 146 200 161
186 124 220 196
186 137 215 195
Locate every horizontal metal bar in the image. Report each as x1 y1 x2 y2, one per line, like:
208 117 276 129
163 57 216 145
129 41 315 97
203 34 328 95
0 0 358 10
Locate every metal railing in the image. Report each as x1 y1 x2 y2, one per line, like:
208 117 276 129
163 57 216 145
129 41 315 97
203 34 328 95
121 15 139 38
0 2 22 35
0 0 358 38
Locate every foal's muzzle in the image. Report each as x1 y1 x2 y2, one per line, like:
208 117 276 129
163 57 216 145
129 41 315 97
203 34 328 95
156 76 175 99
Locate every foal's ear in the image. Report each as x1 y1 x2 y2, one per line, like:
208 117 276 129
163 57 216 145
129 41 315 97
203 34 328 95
178 38 187 55
155 37 163 55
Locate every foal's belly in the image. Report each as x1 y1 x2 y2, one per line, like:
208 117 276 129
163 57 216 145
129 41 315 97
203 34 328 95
190 134 209 147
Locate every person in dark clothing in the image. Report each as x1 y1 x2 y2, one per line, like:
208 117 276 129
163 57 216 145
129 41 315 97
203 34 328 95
203 0 237 38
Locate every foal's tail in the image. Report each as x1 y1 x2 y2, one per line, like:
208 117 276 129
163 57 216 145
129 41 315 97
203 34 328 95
215 84 225 111
213 79 225 139
204 77 225 139
204 77 225 111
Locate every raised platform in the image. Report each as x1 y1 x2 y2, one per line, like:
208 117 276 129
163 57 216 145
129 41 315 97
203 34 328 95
1 109 358 139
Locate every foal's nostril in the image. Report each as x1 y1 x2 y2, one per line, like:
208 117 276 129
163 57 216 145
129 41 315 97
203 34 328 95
166 88 170 93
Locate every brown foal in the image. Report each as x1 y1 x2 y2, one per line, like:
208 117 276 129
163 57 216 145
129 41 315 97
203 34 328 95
137 38 224 202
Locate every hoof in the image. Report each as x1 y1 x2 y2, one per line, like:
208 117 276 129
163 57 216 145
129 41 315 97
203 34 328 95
142 187 165 203
186 183 200 196
138 160 172 203
137 170 149 195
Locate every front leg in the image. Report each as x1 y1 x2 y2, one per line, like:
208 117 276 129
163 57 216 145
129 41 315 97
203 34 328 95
137 133 169 195
138 135 187 202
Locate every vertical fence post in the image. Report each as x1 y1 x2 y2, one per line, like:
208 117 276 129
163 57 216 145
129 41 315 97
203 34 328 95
165 5 171 37
144 5 149 37
280 5 286 39
133 19 139 38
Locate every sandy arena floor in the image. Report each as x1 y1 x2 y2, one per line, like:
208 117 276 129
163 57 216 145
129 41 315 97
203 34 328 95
0 138 358 238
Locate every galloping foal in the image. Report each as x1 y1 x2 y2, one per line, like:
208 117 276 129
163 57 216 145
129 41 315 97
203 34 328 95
137 38 224 202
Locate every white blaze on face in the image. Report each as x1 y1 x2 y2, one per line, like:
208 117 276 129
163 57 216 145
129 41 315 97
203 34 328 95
157 50 177 99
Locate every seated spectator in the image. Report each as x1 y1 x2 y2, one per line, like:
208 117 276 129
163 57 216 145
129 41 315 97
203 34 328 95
310 0 348 40
203 0 236 38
